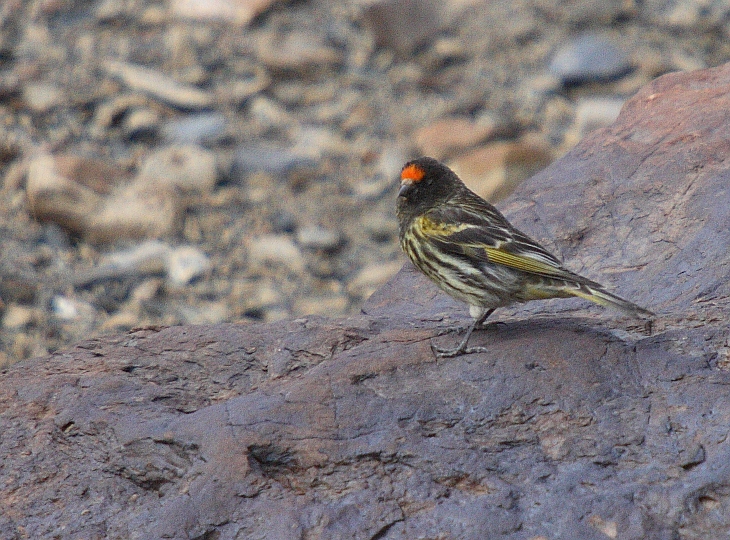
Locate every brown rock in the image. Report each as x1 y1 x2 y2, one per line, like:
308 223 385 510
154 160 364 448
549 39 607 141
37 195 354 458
1 303 38 329
4 65 730 539
21 82 65 113
413 115 496 159
257 32 343 77
104 60 214 110
170 0 280 26
85 184 180 244
361 0 443 57
26 153 116 236
449 137 553 202
26 153 181 244
135 144 218 195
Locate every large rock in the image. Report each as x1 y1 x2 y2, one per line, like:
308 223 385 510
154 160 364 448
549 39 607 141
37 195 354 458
3 64 730 539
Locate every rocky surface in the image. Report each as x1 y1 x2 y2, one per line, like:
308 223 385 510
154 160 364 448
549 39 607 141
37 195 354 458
2 63 730 539
2 0 730 364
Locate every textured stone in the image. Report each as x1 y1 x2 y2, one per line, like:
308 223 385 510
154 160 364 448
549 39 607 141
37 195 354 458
362 0 443 56
136 144 218 195
413 115 496 159
22 82 65 113
104 60 214 110
170 0 280 26
4 55 730 540
549 32 632 84
449 138 553 202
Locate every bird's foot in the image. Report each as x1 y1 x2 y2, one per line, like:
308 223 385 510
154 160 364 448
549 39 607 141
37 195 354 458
434 325 466 337
430 310 495 358
430 342 488 358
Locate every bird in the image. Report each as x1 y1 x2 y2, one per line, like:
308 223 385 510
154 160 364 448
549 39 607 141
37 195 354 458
396 156 654 358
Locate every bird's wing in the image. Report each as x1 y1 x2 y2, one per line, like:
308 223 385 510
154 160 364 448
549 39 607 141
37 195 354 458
420 203 585 282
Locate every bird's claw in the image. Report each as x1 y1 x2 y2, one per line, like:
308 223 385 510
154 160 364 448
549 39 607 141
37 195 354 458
435 326 465 337
430 341 488 358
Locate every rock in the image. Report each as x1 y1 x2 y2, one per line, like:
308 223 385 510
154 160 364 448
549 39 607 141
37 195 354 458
84 184 180 244
26 153 180 243
361 212 398 243
104 60 214 110
26 154 116 236
166 246 211 286
94 0 130 22
361 0 444 57
230 143 317 179
1 304 37 329
449 138 553 202
0 70 20 100
291 125 346 158
271 210 297 234
5 64 730 539
0 270 38 304
50 296 97 323
352 145 407 199
662 1 703 29
99 309 141 332
346 259 403 299
247 95 294 128
1 159 27 192
135 144 218 195
218 68 271 104
176 300 230 325
161 112 228 144
73 241 170 286
170 0 280 26
122 108 160 140
572 96 625 139
295 225 343 252
231 278 285 319
130 279 163 303
91 94 149 135
528 0 636 25
21 82 65 113
52 154 130 195
293 294 349 317
549 32 632 84
50 296 82 320
247 234 305 272
257 32 344 76
73 242 209 287
413 115 496 159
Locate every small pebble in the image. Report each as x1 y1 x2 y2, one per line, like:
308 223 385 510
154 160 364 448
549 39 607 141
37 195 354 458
165 246 211 286
2 304 37 329
247 235 305 272
296 226 343 252
105 60 214 110
162 112 228 144
135 144 218 194
549 33 632 84
231 144 316 180
22 82 65 113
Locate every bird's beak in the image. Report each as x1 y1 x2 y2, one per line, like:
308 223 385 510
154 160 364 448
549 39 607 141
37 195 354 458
398 179 413 197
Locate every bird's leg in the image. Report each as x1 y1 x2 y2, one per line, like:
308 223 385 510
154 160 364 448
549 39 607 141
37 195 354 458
432 308 495 358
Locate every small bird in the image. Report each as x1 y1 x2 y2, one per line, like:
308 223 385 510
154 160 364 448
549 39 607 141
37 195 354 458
396 156 654 358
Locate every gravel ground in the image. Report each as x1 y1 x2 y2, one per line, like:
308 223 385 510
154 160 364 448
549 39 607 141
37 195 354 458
1 0 730 365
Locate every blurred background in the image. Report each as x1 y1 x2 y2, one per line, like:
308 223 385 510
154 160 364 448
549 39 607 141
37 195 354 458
1 0 729 365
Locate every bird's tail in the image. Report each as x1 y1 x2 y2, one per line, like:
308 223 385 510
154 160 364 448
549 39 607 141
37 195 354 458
572 285 654 318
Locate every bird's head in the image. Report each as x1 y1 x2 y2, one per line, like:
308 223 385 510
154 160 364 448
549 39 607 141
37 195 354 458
396 157 460 218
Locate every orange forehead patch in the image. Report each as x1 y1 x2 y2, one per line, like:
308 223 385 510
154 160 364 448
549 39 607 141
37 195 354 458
401 163 425 183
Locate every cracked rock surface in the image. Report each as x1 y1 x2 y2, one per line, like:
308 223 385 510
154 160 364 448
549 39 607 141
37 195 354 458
2 65 730 539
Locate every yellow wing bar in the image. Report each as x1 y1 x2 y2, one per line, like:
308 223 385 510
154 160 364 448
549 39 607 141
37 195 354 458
484 246 567 278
